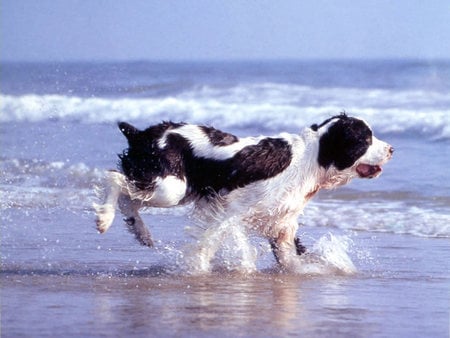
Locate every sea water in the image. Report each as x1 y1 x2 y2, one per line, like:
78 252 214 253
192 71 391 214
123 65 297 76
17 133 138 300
1 60 449 337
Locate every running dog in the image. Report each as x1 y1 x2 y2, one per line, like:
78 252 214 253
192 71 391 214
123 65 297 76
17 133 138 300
94 114 393 270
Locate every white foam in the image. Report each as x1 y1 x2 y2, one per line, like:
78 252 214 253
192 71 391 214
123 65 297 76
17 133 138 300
2 83 450 139
0 158 103 210
1 156 448 238
306 199 450 238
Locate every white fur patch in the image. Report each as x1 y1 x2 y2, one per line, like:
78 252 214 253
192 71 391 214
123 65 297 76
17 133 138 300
148 175 187 207
95 116 393 273
158 124 263 160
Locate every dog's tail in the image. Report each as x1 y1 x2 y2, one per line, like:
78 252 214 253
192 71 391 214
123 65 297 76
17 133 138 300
118 122 139 141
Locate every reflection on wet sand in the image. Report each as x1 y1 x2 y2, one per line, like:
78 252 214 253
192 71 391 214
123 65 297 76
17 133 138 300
92 272 307 336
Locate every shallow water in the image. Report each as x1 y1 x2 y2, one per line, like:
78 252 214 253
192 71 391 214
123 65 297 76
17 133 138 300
1 60 450 337
1 207 449 337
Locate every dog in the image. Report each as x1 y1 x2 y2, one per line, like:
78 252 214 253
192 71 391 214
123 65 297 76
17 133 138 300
94 113 393 271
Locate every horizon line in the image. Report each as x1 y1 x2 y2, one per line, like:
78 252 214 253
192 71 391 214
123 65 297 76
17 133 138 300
1 56 450 64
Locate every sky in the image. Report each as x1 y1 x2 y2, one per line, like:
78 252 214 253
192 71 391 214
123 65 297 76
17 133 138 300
1 0 450 62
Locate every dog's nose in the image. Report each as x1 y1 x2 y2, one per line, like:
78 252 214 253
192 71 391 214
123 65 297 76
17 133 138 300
388 146 394 155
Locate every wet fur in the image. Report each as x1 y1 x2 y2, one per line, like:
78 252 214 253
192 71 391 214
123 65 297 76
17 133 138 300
94 114 393 271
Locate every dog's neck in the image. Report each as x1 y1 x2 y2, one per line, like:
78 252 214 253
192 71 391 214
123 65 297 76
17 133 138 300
318 166 357 190
299 127 357 191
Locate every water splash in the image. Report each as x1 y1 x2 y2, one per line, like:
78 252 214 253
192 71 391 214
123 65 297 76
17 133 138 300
302 233 356 274
154 216 357 276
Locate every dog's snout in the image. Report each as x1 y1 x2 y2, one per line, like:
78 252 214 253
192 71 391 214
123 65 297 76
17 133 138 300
387 145 394 159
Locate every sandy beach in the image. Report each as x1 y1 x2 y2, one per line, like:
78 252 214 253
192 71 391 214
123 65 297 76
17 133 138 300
1 60 449 337
2 206 449 337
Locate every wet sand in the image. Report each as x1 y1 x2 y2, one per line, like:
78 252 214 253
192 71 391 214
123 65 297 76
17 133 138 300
1 208 449 337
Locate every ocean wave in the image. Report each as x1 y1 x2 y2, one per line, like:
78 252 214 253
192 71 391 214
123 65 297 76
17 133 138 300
0 157 104 190
306 199 450 238
1 83 450 139
2 183 448 239
1 157 448 238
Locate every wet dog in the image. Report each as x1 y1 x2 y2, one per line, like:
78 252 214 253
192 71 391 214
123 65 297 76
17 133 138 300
94 114 393 270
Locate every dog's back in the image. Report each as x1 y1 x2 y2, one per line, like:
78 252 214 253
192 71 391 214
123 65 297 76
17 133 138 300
118 121 293 201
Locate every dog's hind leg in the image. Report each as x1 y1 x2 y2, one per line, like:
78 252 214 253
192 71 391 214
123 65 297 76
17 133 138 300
118 194 153 247
270 236 306 263
94 171 126 234
294 237 307 255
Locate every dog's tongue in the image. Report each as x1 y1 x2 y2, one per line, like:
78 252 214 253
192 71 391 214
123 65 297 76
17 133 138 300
356 163 382 178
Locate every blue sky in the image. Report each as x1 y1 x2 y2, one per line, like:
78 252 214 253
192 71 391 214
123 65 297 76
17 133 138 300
1 0 449 61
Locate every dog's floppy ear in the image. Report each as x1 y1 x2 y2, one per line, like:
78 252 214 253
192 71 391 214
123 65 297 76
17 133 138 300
118 122 139 141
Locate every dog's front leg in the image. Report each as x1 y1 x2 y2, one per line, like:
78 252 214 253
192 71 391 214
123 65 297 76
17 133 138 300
270 236 307 265
94 171 126 234
294 237 307 255
269 224 301 269
118 194 153 247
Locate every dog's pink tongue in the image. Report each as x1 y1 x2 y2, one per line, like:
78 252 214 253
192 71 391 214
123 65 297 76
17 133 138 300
356 163 382 178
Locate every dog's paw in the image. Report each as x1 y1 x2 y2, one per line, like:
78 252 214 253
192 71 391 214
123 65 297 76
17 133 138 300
124 217 154 247
93 203 115 233
139 234 154 247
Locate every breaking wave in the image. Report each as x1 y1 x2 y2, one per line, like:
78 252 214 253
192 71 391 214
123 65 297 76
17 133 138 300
2 82 450 139
1 157 448 239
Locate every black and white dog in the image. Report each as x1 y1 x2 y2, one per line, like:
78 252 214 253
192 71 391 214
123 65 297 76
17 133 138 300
94 114 393 270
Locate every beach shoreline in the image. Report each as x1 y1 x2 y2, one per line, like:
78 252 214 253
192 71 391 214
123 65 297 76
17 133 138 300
1 60 449 337
2 207 449 337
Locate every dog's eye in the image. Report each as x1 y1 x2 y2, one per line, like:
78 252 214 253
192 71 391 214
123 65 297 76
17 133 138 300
366 136 372 145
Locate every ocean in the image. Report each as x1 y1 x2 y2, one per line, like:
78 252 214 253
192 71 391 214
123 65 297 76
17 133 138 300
1 60 449 337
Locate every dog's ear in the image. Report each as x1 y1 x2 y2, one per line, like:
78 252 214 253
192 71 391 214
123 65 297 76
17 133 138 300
118 122 139 140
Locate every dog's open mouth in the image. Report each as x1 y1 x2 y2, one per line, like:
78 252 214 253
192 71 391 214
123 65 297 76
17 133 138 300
356 163 382 178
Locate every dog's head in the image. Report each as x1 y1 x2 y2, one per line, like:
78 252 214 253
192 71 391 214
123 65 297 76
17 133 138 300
117 121 187 189
117 122 165 189
311 114 393 181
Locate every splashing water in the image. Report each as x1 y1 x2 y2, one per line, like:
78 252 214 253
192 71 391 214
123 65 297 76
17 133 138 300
155 215 357 276
180 217 258 275
305 233 356 274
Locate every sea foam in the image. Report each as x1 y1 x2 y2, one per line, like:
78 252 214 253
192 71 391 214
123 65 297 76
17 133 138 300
2 83 450 139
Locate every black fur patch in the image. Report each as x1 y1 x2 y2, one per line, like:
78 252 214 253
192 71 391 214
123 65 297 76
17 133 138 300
200 126 239 146
294 237 307 255
118 122 293 197
185 136 292 196
317 115 372 170
118 121 185 189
